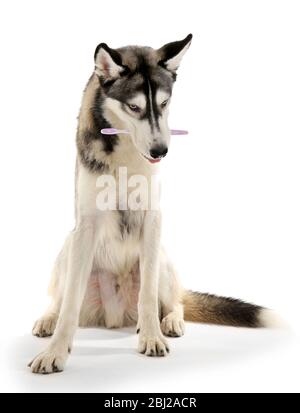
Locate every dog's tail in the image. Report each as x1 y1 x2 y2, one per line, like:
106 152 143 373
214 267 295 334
183 290 283 328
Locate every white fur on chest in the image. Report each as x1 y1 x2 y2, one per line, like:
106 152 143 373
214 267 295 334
76 154 155 276
76 137 157 217
94 209 144 276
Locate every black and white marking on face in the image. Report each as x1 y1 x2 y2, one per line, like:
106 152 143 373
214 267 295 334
95 37 192 163
125 78 170 132
129 71 172 162
146 80 156 131
101 65 173 162
105 65 173 118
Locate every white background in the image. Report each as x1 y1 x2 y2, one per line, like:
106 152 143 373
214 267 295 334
0 0 299 393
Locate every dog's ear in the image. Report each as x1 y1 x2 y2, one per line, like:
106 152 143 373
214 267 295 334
94 43 128 80
157 34 193 72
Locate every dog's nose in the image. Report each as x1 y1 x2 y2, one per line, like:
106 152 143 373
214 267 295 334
150 145 168 159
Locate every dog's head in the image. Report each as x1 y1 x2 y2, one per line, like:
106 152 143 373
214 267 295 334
94 35 192 163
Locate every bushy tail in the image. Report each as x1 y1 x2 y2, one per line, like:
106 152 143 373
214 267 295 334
183 290 281 328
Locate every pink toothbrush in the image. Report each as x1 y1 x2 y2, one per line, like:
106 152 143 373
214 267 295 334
101 128 188 135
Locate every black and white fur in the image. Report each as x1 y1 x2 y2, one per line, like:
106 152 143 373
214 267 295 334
29 35 280 374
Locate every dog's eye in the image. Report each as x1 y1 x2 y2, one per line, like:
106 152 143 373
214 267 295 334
128 104 141 113
161 100 169 108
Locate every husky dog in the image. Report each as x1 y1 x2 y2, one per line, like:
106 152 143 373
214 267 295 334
29 35 279 374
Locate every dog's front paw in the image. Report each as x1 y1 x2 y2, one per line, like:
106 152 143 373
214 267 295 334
28 347 68 374
138 332 170 357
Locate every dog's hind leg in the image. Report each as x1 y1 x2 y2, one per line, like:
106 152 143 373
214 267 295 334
32 300 61 338
32 233 71 338
159 251 185 338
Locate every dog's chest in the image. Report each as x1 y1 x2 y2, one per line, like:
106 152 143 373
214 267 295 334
118 209 145 240
95 209 144 275
76 160 154 215
76 162 150 273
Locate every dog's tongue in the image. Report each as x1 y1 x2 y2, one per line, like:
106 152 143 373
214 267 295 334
143 155 161 164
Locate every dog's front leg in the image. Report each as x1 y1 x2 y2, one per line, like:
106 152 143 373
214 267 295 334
29 220 96 374
137 210 169 356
